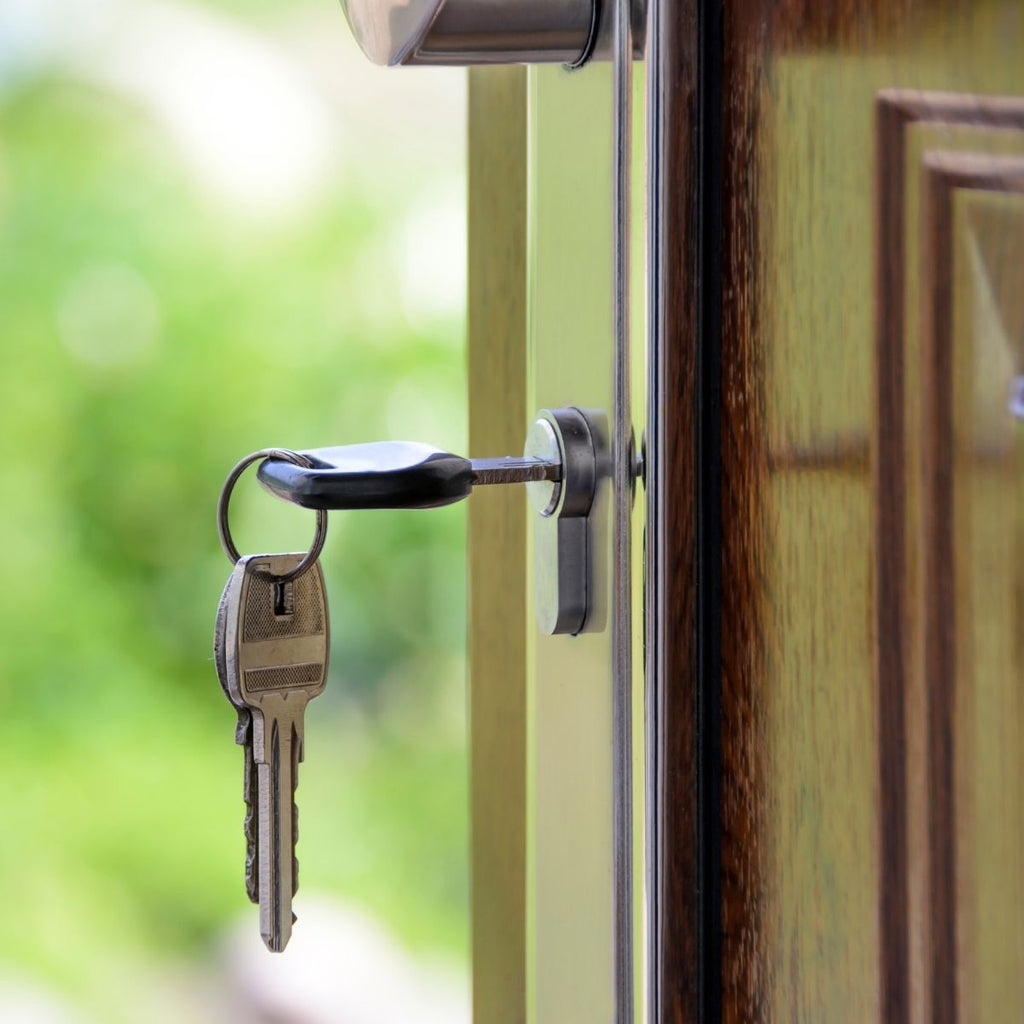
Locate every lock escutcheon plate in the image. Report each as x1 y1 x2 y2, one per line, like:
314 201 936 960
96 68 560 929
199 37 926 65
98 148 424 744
526 408 599 636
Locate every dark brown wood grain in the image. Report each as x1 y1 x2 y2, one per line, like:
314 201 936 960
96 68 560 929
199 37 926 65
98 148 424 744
719 4 769 1022
649 0 699 1020
655 3 1024 1022
920 150 958 1024
874 92 913 1024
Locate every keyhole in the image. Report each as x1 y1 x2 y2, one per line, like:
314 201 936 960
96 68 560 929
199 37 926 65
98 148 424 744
274 580 295 617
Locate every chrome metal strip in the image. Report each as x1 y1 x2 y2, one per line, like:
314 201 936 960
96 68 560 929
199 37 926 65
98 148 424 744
644 0 664 1015
612 0 635 1019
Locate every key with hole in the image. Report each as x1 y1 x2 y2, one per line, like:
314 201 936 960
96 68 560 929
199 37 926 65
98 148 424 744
255 414 597 635
256 440 560 510
218 552 329 952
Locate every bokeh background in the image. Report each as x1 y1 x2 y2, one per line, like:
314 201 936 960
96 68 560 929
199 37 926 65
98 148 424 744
0 1 469 1020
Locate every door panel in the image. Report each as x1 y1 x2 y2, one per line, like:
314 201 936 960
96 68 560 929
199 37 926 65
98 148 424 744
467 65 529 1024
921 167 1024 1022
528 61 647 1024
529 63 616 1024
699 3 1024 1021
877 96 1024 1024
469 58 646 1024
953 191 1024 1020
470 3 1024 1022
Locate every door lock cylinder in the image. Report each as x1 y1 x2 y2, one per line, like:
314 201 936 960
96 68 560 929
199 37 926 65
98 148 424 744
258 407 603 635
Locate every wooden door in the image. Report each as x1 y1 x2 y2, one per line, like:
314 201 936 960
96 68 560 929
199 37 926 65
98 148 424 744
650 1 1024 1021
467 2 1024 1022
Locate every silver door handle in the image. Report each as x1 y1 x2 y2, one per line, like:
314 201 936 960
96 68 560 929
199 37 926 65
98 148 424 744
339 0 626 66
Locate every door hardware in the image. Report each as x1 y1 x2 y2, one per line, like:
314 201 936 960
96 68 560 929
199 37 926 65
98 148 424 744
257 407 603 634
338 0 644 67
523 408 601 635
332 3 641 1014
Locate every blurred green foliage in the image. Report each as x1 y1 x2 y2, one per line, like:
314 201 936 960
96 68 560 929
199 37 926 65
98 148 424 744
0 15 467 1019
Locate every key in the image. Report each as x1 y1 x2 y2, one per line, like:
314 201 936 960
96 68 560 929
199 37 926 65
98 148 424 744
256 440 559 510
214 578 260 904
219 552 329 953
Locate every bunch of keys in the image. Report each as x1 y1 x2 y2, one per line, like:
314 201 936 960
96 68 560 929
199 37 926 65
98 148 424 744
213 449 330 953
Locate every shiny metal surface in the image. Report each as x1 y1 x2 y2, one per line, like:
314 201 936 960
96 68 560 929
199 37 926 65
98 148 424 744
214 594 261 908
339 0 595 66
610 0 635 1018
218 449 328 582
470 454 560 486
524 416 562 515
216 552 330 953
644 0 665 1018
527 408 599 636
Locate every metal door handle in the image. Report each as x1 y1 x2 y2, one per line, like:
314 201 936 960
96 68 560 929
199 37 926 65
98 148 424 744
339 0 642 67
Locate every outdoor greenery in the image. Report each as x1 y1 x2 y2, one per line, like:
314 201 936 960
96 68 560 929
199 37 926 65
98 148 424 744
0 4 468 1019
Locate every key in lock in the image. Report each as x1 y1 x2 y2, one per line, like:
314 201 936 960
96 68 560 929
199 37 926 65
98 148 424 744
257 407 605 635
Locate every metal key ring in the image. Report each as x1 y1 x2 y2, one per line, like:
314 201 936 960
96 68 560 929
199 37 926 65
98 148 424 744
218 448 328 582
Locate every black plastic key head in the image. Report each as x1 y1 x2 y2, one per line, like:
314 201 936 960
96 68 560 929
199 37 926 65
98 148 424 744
257 442 475 511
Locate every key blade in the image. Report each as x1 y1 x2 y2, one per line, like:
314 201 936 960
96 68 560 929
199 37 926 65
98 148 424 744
257 708 300 952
